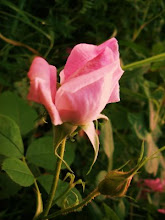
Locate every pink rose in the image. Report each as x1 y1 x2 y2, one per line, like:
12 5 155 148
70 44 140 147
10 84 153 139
158 209 165 214
28 38 123 126
143 178 165 192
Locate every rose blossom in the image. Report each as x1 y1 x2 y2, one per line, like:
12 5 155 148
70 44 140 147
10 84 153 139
28 38 123 126
143 178 165 192
158 209 165 214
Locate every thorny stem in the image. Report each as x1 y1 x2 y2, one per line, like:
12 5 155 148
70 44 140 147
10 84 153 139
41 188 100 219
42 138 66 218
53 184 73 206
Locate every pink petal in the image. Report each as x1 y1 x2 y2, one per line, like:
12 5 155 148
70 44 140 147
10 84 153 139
144 178 164 192
56 78 104 125
49 65 57 103
56 62 117 125
27 57 62 125
158 209 165 214
98 38 119 60
63 47 114 82
38 83 62 125
107 64 124 103
99 38 123 103
60 38 120 84
28 57 50 103
60 43 97 83
28 57 56 102
108 82 120 103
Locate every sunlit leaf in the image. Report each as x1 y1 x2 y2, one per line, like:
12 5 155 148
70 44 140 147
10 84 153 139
26 136 76 171
115 199 125 220
128 112 148 139
0 114 24 158
103 203 120 220
0 92 37 135
145 134 159 175
100 119 114 171
2 158 35 187
37 174 82 208
26 136 56 170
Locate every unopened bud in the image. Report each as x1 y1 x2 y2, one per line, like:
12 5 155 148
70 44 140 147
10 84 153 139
98 170 132 197
98 144 165 197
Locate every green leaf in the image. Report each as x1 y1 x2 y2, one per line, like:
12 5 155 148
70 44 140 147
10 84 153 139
38 174 82 208
128 112 148 139
100 119 114 171
152 41 165 54
26 136 76 171
26 136 56 170
81 122 99 174
0 173 21 199
145 133 159 175
107 105 129 130
160 70 165 82
0 114 24 158
61 140 76 169
103 203 120 220
0 91 38 135
115 199 125 220
0 155 6 166
120 40 148 58
96 170 107 185
87 202 103 220
2 158 35 187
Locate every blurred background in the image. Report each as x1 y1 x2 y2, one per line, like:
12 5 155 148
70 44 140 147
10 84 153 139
0 0 165 219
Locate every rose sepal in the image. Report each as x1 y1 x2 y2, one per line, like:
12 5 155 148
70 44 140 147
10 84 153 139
98 143 165 197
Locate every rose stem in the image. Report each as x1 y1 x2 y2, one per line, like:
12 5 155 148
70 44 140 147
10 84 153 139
123 52 165 70
42 188 100 219
42 138 66 217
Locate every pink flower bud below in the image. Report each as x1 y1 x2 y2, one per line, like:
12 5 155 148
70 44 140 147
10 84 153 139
98 170 133 197
143 178 165 192
158 209 165 214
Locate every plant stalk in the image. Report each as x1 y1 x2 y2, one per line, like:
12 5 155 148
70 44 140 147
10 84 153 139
42 138 66 218
42 188 100 219
33 179 43 220
123 52 165 70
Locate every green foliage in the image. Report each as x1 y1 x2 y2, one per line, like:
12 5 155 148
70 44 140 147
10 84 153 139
0 114 24 158
0 92 38 135
128 112 148 139
103 203 120 220
61 140 76 169
2 158 35 187
100 119 114 171
26 136 76 170
0 173 21 199
26 136 56 170
38 174 82 208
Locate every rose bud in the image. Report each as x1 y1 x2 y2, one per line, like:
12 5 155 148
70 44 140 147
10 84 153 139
98 144 165 197
27 38 123 126
27 39 124 171
98 170 133 197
